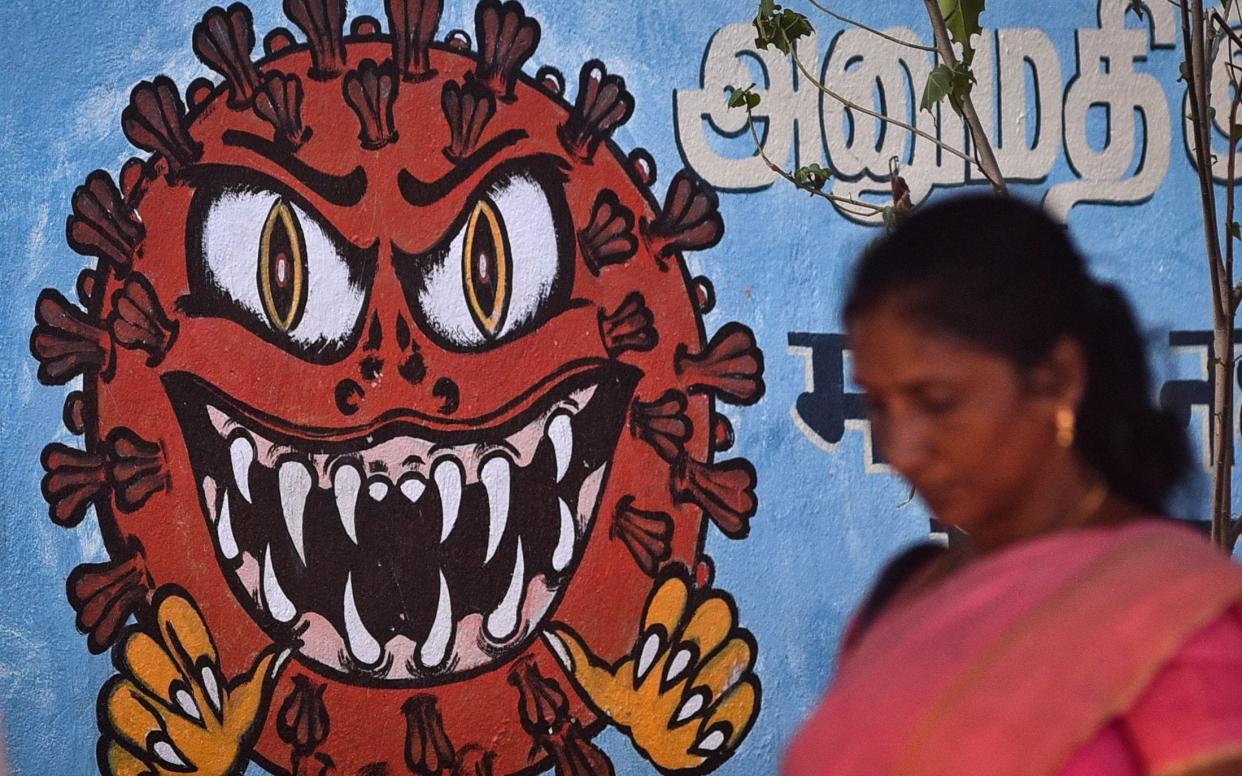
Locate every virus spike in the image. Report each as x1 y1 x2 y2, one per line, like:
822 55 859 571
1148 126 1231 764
692 276 716 314
63 391 92 436
253 72 310 149
712 413 735 453
579 190 637 274
694 554 716 589
403 695 456 775
511 657 568 731
66 170 145 275
186 77 215 111
674 457 757 540
598 292 656 357
446 29 471 51
454 746 496 776
119 158 147 202
559 60 634 162
264 27 297 56
106 428 167 512
441 76 496 161
343 59 399 150
283 0 347 79
386 0 445 82
67 544 151 654
612 496 672 576
628 147 657 186
675 322 765 406
630 389 691 463
192 3 263 109
535 65 564 95
30 289 114 385
76 269 98 306
40 443 107 527
277 675 330 756
122 76 203 178
351 16 382 36
474 0 540 101
109 273 179 367
545 727 615 776
645 169 723 264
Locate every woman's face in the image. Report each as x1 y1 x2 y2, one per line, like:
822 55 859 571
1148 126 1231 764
848 301 1069 536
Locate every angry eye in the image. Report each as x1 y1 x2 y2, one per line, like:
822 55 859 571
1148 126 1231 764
187 184 373 362
407 169 570 350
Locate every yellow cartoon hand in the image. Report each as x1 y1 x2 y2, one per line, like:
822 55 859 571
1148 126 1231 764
544 567 759 773
97 589 291 776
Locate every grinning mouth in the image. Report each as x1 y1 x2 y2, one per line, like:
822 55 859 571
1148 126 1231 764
163 365 636 685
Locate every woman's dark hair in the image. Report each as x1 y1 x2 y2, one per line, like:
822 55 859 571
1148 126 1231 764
843 194 1188 514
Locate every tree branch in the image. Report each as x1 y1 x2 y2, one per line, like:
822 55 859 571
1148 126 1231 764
806 0 938 52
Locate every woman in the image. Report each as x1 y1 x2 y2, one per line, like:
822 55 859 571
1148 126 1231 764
784 195 1242 775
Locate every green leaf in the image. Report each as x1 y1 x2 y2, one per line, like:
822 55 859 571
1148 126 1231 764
1209 106 1218 124
1125 0 1145 20
921 62 974 113
727 84 761 110
1179 60 1191 83
882 206 899 231
1230 221 1241 241
793 163 832 191
938 0 985 66
752 1 813 55
1231 124 1242 144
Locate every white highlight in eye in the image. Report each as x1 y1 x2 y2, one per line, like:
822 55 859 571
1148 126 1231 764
199 188 364 351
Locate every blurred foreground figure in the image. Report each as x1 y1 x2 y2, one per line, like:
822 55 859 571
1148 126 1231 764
784 196 1242 776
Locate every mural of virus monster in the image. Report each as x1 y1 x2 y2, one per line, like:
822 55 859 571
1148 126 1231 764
30 1 766 773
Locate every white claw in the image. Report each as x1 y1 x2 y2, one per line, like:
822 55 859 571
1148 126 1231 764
636 630 662 682
486 538 525 641
420 571 453 669
548 414 573 482
675 690 707 723
261 545 297 624
434 460 462 542
695 728 727 753
278 461 312 565
343 572 382 666
229 436 254 503
552 497 574 572
217 490 239 561
481 457 511 564
334 464 362 544
399 477 426 505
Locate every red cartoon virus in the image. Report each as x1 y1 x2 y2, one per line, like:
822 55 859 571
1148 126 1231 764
33 1 765 774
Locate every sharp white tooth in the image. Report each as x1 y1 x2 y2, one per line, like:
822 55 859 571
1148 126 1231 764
481 457 511 564
217 490 239 561
368 480 390 501
419 571 453 668
343 572 382 666
334 465 362 544
229 436 254 503
552 497 575 572
400 477 426 504
261 545 296 623
548 414 573 482
434 461 462 542
278 461 312 565
202 476 219 524
486 539 525 641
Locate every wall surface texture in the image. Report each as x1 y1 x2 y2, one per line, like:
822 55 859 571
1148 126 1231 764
0 0 1232 774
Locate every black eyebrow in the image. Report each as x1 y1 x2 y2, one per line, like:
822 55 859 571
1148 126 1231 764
222 130 367 207
398 129 530 207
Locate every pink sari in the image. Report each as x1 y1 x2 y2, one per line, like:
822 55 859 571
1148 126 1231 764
784 520 1242 775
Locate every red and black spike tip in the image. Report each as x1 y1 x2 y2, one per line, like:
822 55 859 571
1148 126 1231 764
441 75 496 161
579 190 637 274
66 170 145 274
510 658 614 775
186 78 216 112
644 169 724 265
628 147 657 187
598 292 656 358
109 273 179 367
76 269 98 306
264 27 297 56
675 322 765 406
277 675 330 758
66 541 152 654
630 389 691 463
106 428 167 513
692 276 716 314
535 65 564 95
454 746 496 776
712 413 735 453
673 457 757 540
612 496 673 576
122 76 203 179
63 391 92 436
253 72 311 149
40 443 107 527
402 695 456 775
283 0 347 80
386 0 444 82
352 16 383 36
474 0 540 101
119 158 147 204
30 289 115 386
193 4 263 109
343 59 399 150
445 29 472 51
559 60 633 163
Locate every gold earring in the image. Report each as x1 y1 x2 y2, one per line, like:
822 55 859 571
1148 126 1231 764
1055 407 1076 448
